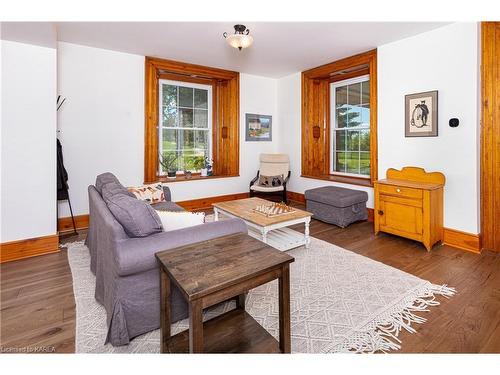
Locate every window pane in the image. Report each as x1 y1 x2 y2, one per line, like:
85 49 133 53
194 109 208 128
162 85 177 108
335 86 347 108
335 129 346 151
182 129 195 150
335 152 347 173
346 130 359 151
348 83 361 106
195 130 209 150
345 152 360 174
194 89 208 109
336 107 348 128
179 108 193 127
162 129 178 153
360 129 370 151
360 152 370 176
361 80 370 104
162 106 177 127
347 106 362 127
179 86 193 107
360 104 370 126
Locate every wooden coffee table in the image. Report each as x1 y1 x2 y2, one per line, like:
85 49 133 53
155 233 294 354
213 197 312 251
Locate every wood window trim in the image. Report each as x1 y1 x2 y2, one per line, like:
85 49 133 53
301 49 378 187
144 57 239 184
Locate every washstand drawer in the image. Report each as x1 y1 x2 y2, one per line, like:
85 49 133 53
377 184 423 199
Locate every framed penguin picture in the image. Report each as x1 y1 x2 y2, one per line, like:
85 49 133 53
405 90 438 137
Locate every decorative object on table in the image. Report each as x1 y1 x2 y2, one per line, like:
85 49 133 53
158 152 178 179
184 170 192 179
155 210 205 231
253 202 296 217
305 186 368 228
405 90 438 137
245 113 272 141
250 154 290 203
127 182 166 204
374 166 445 251
223 24 254 50
205 157 213 176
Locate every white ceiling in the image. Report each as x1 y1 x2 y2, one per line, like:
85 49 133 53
2 22 449 78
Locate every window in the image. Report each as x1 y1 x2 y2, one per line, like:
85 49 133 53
159 80 212 174
330 75 370 177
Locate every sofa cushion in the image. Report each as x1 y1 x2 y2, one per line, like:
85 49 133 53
95 172 120 194
305 186 368 207
151 201 185 212
106 193 163 237
127 182 166 204
156 210 205 231
101 181 132 202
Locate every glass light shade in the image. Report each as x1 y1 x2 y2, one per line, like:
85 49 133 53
226 34 254 49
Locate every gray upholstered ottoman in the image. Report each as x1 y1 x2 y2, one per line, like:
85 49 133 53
305 186 368 227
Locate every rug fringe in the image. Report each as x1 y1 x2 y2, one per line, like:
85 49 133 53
334 283 456 353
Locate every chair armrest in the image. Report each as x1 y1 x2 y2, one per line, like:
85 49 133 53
162 185 172 201
250 171 260 188
114 218 247 276
283 171 291 186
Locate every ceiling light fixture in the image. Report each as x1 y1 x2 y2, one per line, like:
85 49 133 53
223 24 253 50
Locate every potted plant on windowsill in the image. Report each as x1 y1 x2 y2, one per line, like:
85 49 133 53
159 152 178 179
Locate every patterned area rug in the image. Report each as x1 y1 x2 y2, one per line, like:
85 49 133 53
67 232 455 353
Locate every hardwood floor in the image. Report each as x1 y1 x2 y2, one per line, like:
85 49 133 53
1 205 499 353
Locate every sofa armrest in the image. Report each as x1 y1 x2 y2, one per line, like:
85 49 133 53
114 218 247 276
162 185 172 201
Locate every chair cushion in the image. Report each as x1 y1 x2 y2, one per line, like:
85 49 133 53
251 184 284 192
305 186 368 207
258 174 284 188
106 193 163 237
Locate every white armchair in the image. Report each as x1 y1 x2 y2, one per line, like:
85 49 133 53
249 153 291 203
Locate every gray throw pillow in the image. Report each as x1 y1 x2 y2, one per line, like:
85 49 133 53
101 181 133 201
106 193 163 238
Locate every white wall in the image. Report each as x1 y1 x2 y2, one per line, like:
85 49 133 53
377 22 480 233
57 42 145 217
57 42 279 216
276 22 480 234
1 40 57 242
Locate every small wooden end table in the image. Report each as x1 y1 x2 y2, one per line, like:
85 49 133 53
213 198 312 251
155 233 294 354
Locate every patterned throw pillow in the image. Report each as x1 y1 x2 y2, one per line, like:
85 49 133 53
127 183 165 204
258 174 284 187
155 210 205 231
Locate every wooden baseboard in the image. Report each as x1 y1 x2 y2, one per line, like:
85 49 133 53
443 228 481 253
176 192 250 211
58 214 89 233
0 234 60 263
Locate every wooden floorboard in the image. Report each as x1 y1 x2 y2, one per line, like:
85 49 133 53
1 204 499 353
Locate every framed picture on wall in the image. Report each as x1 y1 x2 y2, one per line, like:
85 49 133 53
245 113 272 141
405 90 438 137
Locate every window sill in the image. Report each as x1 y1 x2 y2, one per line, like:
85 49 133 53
300 174 373 188
154 174 240 183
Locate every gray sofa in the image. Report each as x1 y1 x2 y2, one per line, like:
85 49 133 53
85 173 247 346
